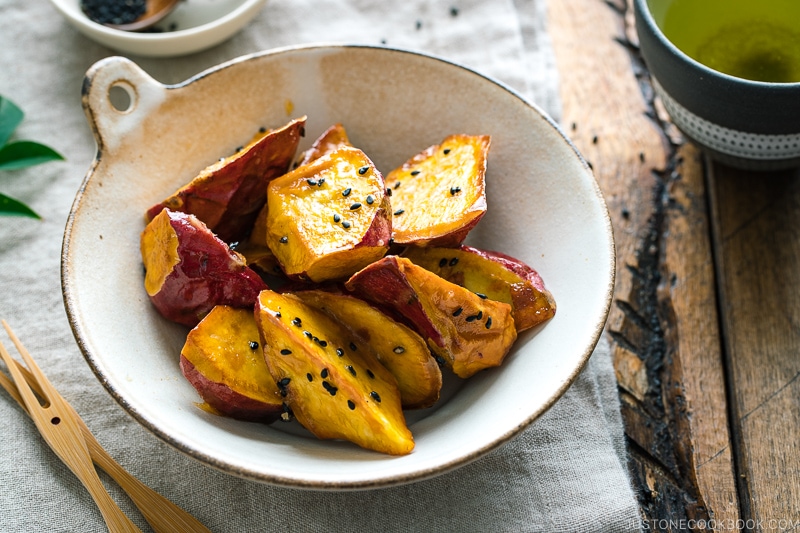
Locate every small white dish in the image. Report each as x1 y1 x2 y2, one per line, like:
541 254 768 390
48 0 267 57
63 45 615 489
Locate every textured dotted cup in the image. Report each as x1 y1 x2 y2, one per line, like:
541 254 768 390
634 0 800 170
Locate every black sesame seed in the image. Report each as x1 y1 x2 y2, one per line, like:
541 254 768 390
321 368 329 378
350 202 362 210
349 342 357 351
307 178 318 186
307 373 313 382
592 135 598 144
342 221 351 229
280 403 293 422
280 348 292 355
348 399 356 410
259 126 267 133
449 186 461 195
449 257 459 266
386 188 393 197
317 177 326 186
275 312 281 318
450 6 459 16
278 377 291 388
370 391 381 403
366 369 375 379
393 346 405 354
304 331 312 338
346 365 356 376
342 188 352 197
322 381 337 396
292 317 302 326
358 166 369 175
249 341 259 350
394 181 401 189
443 148 451 154
476 310 483 320
333 213 341 222
466 314 479 322
229 241 240 250
336 348 345 357
366 195 375 205
452 307 463 317
410 170 421 176
393 209 405 216
280 236 288 244
485 316 493 329
235 146 244 153
439 258 448 268
476 292 488 299
415 19 422 30
434 355 446 367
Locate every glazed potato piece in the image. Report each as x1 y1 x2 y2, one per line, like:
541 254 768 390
345 256 517 378
296 123 352 166
266 146 392 282
180 306 283 422
387 134 489 247
146 116 307 243
255 290 414 455
140 208 267 327
294 289 442 409
402 245 556 331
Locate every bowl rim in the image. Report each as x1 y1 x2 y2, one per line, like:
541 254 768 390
48 0 267 41
62 43 615 488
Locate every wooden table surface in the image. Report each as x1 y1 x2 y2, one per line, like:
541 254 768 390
548 0 800 530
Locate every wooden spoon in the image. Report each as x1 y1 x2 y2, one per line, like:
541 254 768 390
106 0 181 32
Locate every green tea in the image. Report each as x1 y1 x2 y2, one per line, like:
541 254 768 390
647 0 800 83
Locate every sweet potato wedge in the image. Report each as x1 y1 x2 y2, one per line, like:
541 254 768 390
345 256 517 378
402 245 556 331
296 123 352 167
387 134 489 247
266 146 392 282
180 306 282 422
140 208 267 327
255 290 414 455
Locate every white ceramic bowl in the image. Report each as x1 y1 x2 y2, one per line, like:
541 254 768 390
48 0 267 57
63 45 615 489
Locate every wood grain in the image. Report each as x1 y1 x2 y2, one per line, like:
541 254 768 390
549 0 739 527
708 161 800 525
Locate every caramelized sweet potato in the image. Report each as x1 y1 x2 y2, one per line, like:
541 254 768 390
140 209 267 327
180 306 282 422
345 256 517 378
146 117 307 243
294 289 442 409
402 245 556 331
255 290 414 455
387 134 489 247
266 146 392 282
296 123 352 166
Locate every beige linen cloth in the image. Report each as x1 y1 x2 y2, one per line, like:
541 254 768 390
0 0 642 531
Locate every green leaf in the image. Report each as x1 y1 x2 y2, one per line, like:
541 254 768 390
0 192 40 219
0 141 64 171
0 96 24 147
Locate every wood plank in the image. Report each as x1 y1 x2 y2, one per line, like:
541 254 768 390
708 161 800 525
549 0 739 526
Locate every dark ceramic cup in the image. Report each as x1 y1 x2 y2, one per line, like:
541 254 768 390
634 0 800 170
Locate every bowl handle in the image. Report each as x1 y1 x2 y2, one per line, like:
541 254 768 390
81 56 167 152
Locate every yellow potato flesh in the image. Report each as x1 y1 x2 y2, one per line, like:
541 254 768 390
266 147 390 281
182 306 280 405
388 134 489 245
140 209 180 297
256 290 414 455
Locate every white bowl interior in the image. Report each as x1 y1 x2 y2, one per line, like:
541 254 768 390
64 45 614 488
